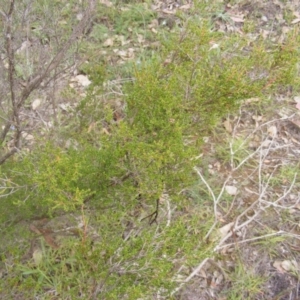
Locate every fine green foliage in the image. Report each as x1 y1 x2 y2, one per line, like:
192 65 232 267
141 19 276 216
114 4 155 35
16 145 93 212
2 208 213 299
225 261 266 300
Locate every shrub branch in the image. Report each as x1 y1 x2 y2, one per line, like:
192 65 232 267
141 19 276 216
0 0 96 164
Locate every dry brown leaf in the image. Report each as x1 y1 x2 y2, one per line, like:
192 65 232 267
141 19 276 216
244 97 260 104
101 127 110 135
103 38 114 47
163 58 172 66
282 26 290 34
274 260 298 273
267 125 277 138
230 16 244 23
30 224 59 249
148 19 158 29
116 50 127 57
223 119 232 133
273 260 284 272
218 222 234 239
43 234 59 249
32 248 43 266
29 224 41 235
137 34 144 44
252 115 262 122
99 0 113 7
179 4 192 10
261 29 270 39
291 18 300 24
22 132 34 141
88 122 96 133
161 10 176 15
294 96 300 103
209 43 219 51
281 260 298 272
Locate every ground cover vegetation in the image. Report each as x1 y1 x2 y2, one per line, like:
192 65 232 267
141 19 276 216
0 0 300 299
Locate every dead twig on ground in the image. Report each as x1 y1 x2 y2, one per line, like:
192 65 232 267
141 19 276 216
171 110 300 296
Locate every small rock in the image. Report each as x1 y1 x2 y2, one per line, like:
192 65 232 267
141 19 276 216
261 15 268 22
22 132 34 141
267 125 277 138
75 75 91 87
31 99 41 110
225 185 237 195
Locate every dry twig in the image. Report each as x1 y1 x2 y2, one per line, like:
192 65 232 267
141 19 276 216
0 0 96 164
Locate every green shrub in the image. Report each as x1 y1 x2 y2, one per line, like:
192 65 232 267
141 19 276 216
1 8 300 300
0 144 92 216
3 17 299 219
